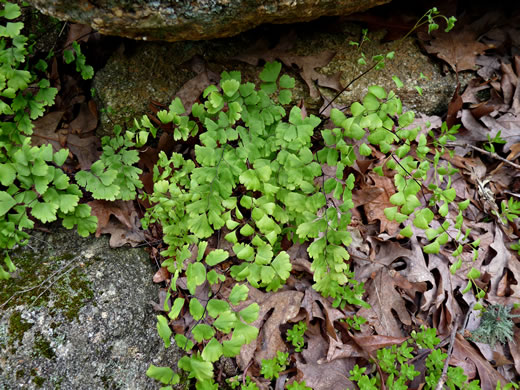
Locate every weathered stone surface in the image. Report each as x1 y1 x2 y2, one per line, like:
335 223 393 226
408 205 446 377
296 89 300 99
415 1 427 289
93 22 465 136
26 0 390 42
0 229 182 390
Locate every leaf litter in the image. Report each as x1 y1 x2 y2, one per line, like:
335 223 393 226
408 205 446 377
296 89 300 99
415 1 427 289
144 7 520 387
30 6 520 389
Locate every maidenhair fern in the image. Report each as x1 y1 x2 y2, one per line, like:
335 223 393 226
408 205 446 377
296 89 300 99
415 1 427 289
76 125 143 201
0 2 98 278
140 57 483 387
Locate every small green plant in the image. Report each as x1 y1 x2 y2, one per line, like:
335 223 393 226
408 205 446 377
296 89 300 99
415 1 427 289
261 351 289 380
483 131 506 153
227 375 260 390
349 328 481 390
496 197 520 225
63 40 94 80
471 304 520 346
287 381 312 390
286 321 307 352
342 314 367 331
75 125 144 201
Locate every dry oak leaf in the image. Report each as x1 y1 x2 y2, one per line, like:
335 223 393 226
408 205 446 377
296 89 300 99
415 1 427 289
88 200 145 247
423 28 489 72
362 172 399 235
482 228 520 305
69 101 98 135
301 288 345 341
235 287 303 370
357 268 416 337
31 111 66 152
295 322 355 390
452 333 508 389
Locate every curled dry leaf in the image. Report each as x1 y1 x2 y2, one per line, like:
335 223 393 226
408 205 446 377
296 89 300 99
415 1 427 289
69 101 98 135
362 173 399 235
357 268 416 337
422 28 489 72
88 200 145 247
452 333 508 389
295 323 355 390
31 111 66 152
236 288 304 369
482 228 520 305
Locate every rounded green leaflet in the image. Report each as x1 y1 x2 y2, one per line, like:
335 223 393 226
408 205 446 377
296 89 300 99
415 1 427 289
279 74 295 89
467 267 481 279
423 240 440 254
392 76 404 88
189 298 205 320
400 225 413 238
229 284 249 305
239 303 260 323
271 252 291 280
413 208 434 230
368 85 387 99
363 93 380 111
213 310 237 333
278 89 292 105
205 249 229 266
207 299 230 318
168 298 185 320
389 192 405 206
240 223 255 236
221 79 240 97
350 102 365 116
157 315 172 348
359 143 372 156
146 365 179 385
192 324 215 342
384 206 397 221
202 338 223 363
260 61 282 83
0 163 16 186
233 321 259 344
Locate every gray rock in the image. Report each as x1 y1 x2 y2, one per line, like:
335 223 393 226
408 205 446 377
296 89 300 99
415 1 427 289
93 23 466 136
26 0 390 42
0 229 182 390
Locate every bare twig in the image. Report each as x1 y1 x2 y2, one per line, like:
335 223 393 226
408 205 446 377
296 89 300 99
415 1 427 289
435 318 459 390
447 142 520 170
29 263 81 307
0 260 79 309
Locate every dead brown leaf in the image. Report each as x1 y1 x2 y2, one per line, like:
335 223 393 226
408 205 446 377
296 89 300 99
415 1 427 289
362 173 399 235
69 101 98 135
295 323 355 390
88 200 145 247
65 133 101 169
31 111 66 151
482 228 520 305
357 268 416 337
236 288 304 369
452 334 508 389
423 28 489 72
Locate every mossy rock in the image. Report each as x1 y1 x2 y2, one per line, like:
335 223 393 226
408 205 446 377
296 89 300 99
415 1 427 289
0 228 184 389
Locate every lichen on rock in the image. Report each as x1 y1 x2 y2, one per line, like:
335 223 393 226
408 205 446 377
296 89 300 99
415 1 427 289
0 228 183 390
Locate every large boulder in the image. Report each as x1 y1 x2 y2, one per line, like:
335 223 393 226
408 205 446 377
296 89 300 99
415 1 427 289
26 0 390 42
0 229 182 390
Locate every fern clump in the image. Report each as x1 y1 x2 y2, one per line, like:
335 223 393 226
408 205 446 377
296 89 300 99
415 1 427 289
0 1 98 278
141 55 478 387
